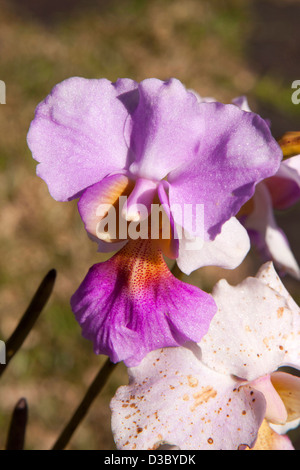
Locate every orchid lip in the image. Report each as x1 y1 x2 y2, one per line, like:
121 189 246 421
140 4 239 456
71 239 217 366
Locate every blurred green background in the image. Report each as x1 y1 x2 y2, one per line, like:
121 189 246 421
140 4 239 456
0 0 299 450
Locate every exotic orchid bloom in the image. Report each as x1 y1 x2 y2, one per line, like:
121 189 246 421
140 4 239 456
27 77 281 271
27 78 282 365
233 98 300 279
111 262 300 450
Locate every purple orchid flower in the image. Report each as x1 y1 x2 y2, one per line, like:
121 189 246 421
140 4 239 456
27 78 281 262
27 77 282 365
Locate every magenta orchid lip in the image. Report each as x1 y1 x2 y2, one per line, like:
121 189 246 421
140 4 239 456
71 238 217 366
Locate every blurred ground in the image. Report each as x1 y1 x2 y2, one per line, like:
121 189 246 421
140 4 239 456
0 0 299 450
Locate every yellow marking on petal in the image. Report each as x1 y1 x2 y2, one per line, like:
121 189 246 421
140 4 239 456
99 175 131 212
271 371 300 422
96 181 177 256
187 376 198 388
113 239 172 299
278 131 300 158
277 307 284 318
190 386 217 413
248 420 287 450
84 174 134 240
148 193 176 259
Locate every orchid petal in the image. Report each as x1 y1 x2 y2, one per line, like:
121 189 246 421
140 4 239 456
271 372 300 424
249 419 294 450
78 173 133 242
200 267 296 381
128 78 204 181
95 238 127 253
256 262 300 369
270 418 300 436
27 78 138 201
232 95 252 112
250 375 287 425
122 178 158 222
278 131 300 158
176 217 250 275
245 183 300 279
111 347 266 450
71 240 216 366
167 102 282 240
155 181 179 259
265 155 300 210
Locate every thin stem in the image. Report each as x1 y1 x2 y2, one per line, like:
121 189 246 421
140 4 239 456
51 358 118 450
0 269 56 378
5 398 28 450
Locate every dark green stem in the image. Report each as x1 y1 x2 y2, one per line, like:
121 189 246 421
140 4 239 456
0 269 56 377
5 398 28 450
51 358 118 450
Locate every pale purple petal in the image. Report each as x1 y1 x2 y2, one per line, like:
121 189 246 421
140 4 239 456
187 89 216 103
167 102 282 240
111 347 266 450
27 77 138 201
232 95 271 127
232 95 252 112
128 78 205 181
122 178 158 222
244 183 300 279
176 217 250 275
156 181 179 259
200 266 297 381
71 240 216 366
